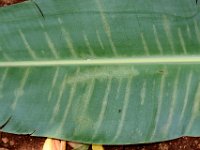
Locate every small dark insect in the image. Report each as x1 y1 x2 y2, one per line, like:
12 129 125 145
196 0 198 4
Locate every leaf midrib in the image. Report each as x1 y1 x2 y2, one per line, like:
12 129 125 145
0 56 200 67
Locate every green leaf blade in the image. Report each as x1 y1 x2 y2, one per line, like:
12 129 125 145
0 0 200 145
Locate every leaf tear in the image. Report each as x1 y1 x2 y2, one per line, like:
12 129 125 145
31 0 45 19
0 116 12 130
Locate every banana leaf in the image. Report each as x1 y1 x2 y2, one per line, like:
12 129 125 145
0 0 200 145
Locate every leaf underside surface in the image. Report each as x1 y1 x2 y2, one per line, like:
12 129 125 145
0 0 200 145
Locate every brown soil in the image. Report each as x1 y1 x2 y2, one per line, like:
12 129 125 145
0 0 25 6
104 137 200 150
1 0 200 150
1 131 200 150
0 131 45 150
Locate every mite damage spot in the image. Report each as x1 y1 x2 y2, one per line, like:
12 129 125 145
0 0 26 7
157 69 168 75
158 70 165 74
66 66 139 84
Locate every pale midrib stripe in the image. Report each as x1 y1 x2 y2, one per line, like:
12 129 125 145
44 32 59 59
12 68 30 109
47 67 59 102
95 0 118 56
0 68 9 99
56 68 80 133
112 77 133 142
83 32 95 56
0 68 8 88
178 28 187 54
92 78 112 139
140 80 147 105
57 81 77 132
179 71 193 123
151 70 166 139
163 68 180 135
163 15 175 54
115 78 123 100
50 74 67 124
58 18 78 58
1 56 200 67
153 24 163 54
140 33 150 55
18 29 37 59
96 30 105 49
81 79 95 114
186 82 200 133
